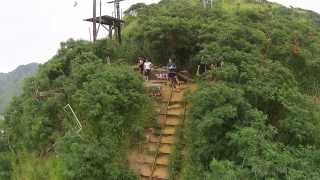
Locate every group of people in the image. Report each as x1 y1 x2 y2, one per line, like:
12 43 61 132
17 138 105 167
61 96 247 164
138 57 153 81
137 57 178 88
137 56 224 85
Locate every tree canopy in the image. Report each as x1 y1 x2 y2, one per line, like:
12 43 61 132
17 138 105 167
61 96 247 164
0 39 152 179
1 0 320 179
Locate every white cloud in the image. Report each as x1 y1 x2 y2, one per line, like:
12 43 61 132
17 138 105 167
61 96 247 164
0 0 319 72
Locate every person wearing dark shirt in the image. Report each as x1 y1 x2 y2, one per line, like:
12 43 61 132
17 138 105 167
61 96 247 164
167 58 177 88
198 61 207 76
138 57 144 75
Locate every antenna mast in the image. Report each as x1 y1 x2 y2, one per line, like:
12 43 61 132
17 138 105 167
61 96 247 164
93 0 97 42
107 0 126 43
85 0 125 43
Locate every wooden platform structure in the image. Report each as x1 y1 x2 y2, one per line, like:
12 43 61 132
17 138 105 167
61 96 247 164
84 15 124 42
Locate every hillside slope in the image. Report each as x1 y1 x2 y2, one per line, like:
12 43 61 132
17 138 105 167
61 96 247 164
121 0 320 179
0 63 38 113
1 0 320 179
0 40 153 180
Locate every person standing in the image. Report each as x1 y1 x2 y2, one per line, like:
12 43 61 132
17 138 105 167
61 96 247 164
198 61 207 76
167 58 177 72
144 58 152 81
197 57 207 77
167 58 178 88
138 57 144 75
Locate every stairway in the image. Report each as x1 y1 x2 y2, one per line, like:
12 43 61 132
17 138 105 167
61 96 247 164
129 82 188 180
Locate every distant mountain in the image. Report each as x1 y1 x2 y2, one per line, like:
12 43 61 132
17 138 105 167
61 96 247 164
0 63 38 114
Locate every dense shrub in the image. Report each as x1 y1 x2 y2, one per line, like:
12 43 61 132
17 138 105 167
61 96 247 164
0 40 151 179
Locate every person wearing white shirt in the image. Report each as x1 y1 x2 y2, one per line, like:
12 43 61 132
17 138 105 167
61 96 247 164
144 59 152 81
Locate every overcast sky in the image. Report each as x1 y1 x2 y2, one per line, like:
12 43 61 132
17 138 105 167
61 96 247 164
0 0 319 73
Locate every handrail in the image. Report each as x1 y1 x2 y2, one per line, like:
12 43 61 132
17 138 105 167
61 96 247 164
64 104 82 134
149 86 174 180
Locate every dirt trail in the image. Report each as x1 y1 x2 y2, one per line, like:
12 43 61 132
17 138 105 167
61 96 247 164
129 81 190 180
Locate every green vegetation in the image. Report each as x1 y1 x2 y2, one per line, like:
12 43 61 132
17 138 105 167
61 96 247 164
0 40 152 179
122 0 320 178
122 0 320 179
0 63 38 114
1 0 320 179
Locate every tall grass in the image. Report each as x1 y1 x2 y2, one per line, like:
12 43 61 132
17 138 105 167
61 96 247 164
11 152 65 180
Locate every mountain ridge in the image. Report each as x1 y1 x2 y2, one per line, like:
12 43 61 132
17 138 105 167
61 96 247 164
0 63 39 114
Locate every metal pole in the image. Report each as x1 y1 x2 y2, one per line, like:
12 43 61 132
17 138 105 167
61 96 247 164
116 1 120 19
93 0 97 42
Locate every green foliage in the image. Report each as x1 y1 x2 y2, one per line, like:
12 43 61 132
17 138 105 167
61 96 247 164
135 1 320 179
58 135 137 180
10 152 64 180
0 152 12 180
123 0 320 93
1 39 151 179
1 0 320 179
184 82 320 179
123 0 202 67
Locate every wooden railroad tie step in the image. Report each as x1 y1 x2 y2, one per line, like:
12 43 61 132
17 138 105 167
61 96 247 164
167 104 183 109
167 108 183 115
161 100 184 104
159 144 172 154
146 134 160 143
145 143 158 153
165 120 180 126
160 136 174 144
136 154 155 165
159 113 182 117
161 127 176 135
156 155 170 166
140 164 153 177
152 166 169 179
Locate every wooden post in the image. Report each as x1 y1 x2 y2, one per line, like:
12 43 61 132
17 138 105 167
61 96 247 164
118 23 121 43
